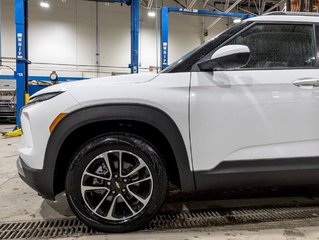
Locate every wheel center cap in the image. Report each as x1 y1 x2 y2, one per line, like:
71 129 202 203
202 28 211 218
115 181 120 189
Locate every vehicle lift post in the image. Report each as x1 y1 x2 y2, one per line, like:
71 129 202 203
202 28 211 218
13 0 140 127
93 0 140 73
103 0 140 74
15 0 29 127
130 0 140 73
160 7 255 70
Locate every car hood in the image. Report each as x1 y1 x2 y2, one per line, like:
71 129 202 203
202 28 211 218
31 73 157 98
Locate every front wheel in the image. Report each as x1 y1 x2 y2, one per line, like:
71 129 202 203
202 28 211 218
65 133 168 232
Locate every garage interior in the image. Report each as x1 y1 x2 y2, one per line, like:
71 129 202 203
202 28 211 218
2 0 319 239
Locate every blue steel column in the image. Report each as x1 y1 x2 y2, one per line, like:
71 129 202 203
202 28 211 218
161 7 169 70
130 0 139 73
160 7 253 69
15 0 28 126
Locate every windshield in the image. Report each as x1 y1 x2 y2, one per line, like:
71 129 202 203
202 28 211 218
162 22 251 73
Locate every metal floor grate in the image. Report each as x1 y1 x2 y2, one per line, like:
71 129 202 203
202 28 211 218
2 205 319 239
0 218 95 239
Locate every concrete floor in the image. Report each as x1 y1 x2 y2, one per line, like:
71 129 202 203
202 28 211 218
2 123 319 239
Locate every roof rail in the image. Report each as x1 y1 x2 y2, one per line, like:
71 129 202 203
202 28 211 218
265 11 319 17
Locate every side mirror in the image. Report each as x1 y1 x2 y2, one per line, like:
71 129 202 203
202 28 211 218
198 45 250 71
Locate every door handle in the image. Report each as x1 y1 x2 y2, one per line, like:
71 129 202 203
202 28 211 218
293 78 319 87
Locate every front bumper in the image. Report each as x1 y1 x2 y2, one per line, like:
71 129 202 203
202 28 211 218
19 91 80 170
17 91 80 200
17 156 55 200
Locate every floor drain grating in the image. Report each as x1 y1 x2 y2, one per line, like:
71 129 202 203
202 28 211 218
2 205 319 239
0 218 95 239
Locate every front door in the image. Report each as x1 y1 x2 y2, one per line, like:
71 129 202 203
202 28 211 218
190 23 319 190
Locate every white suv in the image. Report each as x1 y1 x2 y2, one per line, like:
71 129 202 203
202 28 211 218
17 12 319 232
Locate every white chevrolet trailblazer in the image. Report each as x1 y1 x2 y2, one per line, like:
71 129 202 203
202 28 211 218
17 12 319 232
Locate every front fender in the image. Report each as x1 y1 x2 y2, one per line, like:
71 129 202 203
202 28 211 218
42 104 195 199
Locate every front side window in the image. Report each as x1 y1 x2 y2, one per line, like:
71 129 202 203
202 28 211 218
162 22 251 73
315 25 319 65
226 24 316 69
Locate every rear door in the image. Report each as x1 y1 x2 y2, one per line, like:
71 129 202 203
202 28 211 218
190 23 319 189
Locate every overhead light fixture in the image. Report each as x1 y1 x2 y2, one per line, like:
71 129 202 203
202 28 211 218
148 10 156 17
40 0 50 8
233 18 242 24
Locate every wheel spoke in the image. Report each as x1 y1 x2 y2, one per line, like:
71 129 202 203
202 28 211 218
120 194 136 215
81 186 108 195
119 151 123 177
106 194 119 220
100 152 112 179
93 189 110 212
127 188 149 206
83 171 109 181
122 159 147 178
127 176 152 186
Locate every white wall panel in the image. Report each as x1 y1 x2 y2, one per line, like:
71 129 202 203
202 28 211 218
1 0 228 77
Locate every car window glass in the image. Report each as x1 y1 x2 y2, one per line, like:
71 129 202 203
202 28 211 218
164 22 251 73
223 24 316 69
315 25 319 66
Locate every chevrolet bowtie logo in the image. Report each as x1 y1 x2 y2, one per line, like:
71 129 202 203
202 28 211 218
115 182 120 189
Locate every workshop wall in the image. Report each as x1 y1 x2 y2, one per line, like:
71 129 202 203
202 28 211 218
1 0 229 77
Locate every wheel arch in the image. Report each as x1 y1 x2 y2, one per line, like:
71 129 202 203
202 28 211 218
42 104 195 199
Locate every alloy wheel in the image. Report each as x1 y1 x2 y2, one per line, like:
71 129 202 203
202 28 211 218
80 150 153 221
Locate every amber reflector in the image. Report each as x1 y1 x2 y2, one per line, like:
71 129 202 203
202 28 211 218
49 113 67 133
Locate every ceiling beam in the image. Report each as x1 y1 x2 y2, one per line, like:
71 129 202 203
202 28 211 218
238 7 255 14
264 0 285 13
187 0 198 8
206 0 243 30
147 0 153 9
207 3 223 11
203 0 210 8
225 0 230 9
254 0 259 14
261 0 267 13
173 0 187 8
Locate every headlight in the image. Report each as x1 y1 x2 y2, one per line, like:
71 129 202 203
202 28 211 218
27 91 63 106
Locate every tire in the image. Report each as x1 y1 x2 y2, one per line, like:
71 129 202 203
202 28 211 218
65 133 168 233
